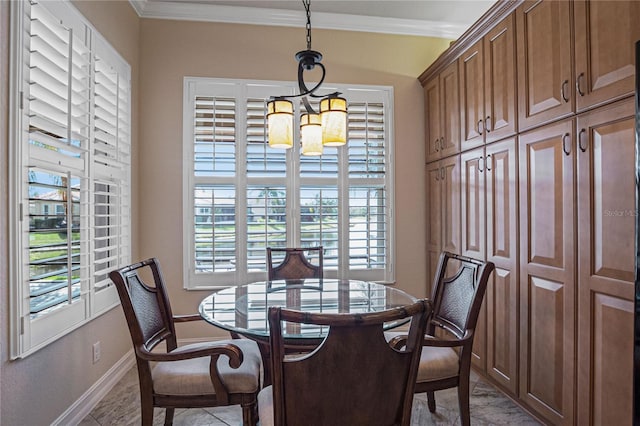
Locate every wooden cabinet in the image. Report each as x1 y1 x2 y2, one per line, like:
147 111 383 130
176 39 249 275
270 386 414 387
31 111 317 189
460 14 517 152
516 0 573 131
460 140 518 391
518 119 576 425
574 1 640 112
575 99 635 425
425 62 460 163
426 156 461 293
422 1 639 423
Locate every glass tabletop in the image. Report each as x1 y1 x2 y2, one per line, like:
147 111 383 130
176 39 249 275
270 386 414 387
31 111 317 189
199 279 417 340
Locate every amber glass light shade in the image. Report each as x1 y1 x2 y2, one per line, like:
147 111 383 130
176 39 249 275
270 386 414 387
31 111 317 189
300 113 323 156
267 99 294 149
320 96 347 146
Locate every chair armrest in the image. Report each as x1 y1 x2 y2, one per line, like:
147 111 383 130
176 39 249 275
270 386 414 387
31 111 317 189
173 313 203 322
136 341 244 368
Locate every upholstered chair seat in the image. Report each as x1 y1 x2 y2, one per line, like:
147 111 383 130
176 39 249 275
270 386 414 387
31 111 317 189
385 331 460 382
152 340 262 396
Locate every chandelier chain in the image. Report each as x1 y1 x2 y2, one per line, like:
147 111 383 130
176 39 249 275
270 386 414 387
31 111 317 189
303 0 312 50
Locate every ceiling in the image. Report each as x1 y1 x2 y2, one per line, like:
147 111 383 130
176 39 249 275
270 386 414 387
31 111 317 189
129 0 497 39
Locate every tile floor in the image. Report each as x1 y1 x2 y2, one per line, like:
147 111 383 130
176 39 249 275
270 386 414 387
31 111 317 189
78 366 541 425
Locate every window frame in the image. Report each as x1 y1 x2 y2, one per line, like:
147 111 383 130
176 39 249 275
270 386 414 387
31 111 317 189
8 0 131 358
182 77 395 290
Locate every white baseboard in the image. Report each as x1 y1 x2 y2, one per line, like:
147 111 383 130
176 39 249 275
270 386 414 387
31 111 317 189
52 349 136 426
53 337 222 426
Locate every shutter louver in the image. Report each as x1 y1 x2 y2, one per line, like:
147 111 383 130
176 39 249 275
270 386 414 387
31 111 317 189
194 96 236 177
299 98 339 176
349 187 387 269
246 97 286 177
300 187 339 267
193 185 236 273
348 102 386 178
246 186 287 270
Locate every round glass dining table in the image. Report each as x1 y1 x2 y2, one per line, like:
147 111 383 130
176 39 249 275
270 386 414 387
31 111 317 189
199 278 417 344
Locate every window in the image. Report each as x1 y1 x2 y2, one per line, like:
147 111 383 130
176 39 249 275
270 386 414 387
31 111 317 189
183 78 394 289
9 0 131 357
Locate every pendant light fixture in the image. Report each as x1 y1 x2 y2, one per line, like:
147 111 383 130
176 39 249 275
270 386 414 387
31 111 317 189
266 0 348 156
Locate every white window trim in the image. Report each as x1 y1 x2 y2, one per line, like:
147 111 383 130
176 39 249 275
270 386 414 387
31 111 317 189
182 77 395 290
8 0 131 358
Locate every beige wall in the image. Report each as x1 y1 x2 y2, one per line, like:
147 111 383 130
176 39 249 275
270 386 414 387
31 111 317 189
0 2 139 425
138 19 449 338
0 2 450 423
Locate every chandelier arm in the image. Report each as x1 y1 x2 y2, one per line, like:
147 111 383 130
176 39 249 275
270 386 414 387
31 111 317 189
302 96 316 114
297 61 326 97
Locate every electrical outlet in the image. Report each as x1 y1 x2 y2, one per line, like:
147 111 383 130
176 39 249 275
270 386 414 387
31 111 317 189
92 341 101 364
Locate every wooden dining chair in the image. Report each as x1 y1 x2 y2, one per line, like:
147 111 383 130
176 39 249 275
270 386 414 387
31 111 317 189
266 246 323 281
257 299 432 426
388 251 495 426
109 258 262 426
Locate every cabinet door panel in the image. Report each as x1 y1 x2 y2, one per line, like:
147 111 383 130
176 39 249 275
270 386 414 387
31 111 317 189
486 138 518 393
517 0 573 131
460 40 485 151
426 161 443 286
461 147 486 260
576 99 635 425
441 156 461 256
519 120 575 425
484 14 517 144
574 1 640 111
588 295 633 426
440 61 461 158
525 275 566 411
486 267 516 391
424 79 442 163
461 147 486 370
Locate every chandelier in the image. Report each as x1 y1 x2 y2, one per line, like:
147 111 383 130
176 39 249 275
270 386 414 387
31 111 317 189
266 0 348 156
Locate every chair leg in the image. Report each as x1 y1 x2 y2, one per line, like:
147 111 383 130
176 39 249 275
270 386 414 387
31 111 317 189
164 408 175 426
427 391 436 412
140 400 154 426
241 400 257 426
458 377 471 426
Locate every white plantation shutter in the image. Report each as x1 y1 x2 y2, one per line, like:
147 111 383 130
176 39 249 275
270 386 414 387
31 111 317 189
246 185 287 270
247 97 286 177
92 47 131 304
299 186 339 267
193 185 236 272
299 97 339 176
190 93 238 278
346 98 389 276
183 78 394 289
10 0 131 357
193 96 236 177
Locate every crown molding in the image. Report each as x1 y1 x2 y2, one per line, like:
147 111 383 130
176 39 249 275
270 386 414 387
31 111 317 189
128 0 467 39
